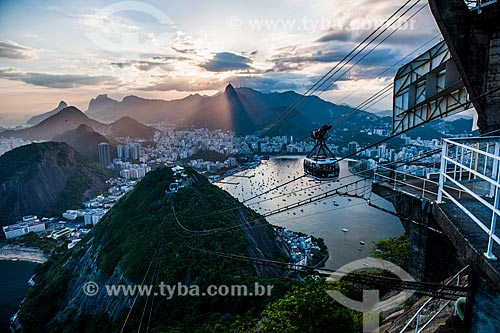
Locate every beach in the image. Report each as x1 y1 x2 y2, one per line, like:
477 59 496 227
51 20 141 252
0 244 48 264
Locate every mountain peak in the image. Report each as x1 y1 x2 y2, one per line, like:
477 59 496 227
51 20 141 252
95 94 110 100
122 95 143 102
87 94 118 115
57 106 85 116
115 116 134 122
26 100 70 125
225 83 236 94
110 116 156 139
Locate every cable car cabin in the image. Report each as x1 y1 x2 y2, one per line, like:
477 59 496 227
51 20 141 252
304 156 339 179
303 124 340 180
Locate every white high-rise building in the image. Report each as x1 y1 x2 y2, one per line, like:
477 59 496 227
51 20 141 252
117 145 124 159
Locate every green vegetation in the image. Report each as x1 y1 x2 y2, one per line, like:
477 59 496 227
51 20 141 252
7 232 58 254
50 161 112 215
310 236 328 266
19 250 72 332
18 168 363 332
0 142 50 182
110 116 156 139
371 234 410 270
0 142 112 230
255 279 362 332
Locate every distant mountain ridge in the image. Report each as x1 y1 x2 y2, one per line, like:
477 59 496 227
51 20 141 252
86 94 118 118
2 106 156 144
82 84 376 137
3 106 103 141
14 86 476 141
26 101 68 125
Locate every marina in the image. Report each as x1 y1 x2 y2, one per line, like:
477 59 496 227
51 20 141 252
217 156 405 269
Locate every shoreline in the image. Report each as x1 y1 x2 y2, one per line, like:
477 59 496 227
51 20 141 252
0 244 48 264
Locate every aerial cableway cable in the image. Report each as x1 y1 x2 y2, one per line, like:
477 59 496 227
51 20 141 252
182 147 442 220
172 155 444 236
262 0 422 135
176 87 500 226
167 213 465 298
185 247 467 300
260 0 421 137
287 2 429 127
243 87 500 203
179 122 500 236
261 0 416 134
325 83 394 131
300 27 438 142
256 3 429 183
120 246 159 333
300 34 441 142
245 3 434 200
172 164 440 237
181 147 441 219
335 34 441 105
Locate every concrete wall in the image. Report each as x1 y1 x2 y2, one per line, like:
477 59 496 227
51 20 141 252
466 269 500 332
372 183 464 282
373 182 500 332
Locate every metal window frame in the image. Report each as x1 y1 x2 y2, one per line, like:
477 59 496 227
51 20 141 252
393 41 470 134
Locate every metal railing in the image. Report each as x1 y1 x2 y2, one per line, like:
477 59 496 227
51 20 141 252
437 137 500 260
374 166 463 200
375 166 439 199
398 266 469 333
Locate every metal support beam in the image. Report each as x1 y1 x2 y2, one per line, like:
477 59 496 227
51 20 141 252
393 41 470 134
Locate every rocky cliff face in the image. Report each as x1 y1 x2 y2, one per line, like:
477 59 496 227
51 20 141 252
0 142 112 227
16 168 289 332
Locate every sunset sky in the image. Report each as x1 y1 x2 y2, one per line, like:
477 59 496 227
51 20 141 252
0 0 441 125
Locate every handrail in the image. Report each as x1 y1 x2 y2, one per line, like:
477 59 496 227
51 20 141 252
374 166 464 200
437 137 500 260
398 266 469 333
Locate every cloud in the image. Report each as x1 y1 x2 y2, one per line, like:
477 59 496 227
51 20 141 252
229 74 339 93
139 71 331 93
152 55 190 61
78 13 139 34
140 75 224 92
317 30 355 43
201 52 253 72
111 60 173 71
171 47 196 54
0 40 37 60
111 55 191 71
0 68 119 88
269 43 401 79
